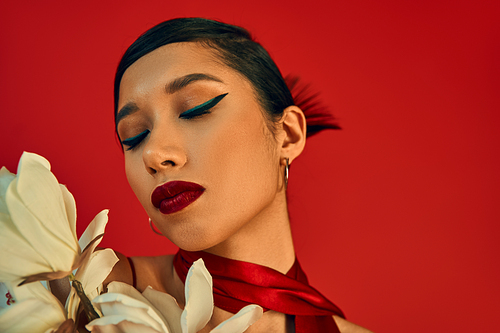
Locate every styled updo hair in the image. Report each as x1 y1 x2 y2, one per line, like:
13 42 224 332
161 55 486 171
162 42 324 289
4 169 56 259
114 17 340 138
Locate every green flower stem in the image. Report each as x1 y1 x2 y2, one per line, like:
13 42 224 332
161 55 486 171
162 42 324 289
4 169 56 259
69 274 100 322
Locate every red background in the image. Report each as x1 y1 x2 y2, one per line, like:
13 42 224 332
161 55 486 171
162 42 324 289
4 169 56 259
1 1 499 332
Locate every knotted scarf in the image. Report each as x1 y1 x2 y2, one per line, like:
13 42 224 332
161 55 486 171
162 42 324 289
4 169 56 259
173 249 345 332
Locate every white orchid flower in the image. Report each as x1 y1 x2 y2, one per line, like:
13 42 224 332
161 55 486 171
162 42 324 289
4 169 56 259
0 152 104 285
0 151 119 328
86 259 263 333
0 215 118 332
0 280 66 333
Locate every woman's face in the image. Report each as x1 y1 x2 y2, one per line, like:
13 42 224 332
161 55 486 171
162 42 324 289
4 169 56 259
117 42 286 251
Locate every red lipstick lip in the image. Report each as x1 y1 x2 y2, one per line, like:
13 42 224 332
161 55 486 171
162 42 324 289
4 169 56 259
151 181 205 215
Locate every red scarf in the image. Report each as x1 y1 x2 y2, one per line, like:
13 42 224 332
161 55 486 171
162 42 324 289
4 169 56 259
173 249 344 332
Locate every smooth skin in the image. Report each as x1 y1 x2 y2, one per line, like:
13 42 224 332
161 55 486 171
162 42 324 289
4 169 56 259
57 42 372 333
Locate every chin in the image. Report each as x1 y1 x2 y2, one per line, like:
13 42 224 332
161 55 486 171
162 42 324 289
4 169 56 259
170 237 220 253
161 222 227 253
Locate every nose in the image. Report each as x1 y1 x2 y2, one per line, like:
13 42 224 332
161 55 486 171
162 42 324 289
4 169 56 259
142 130 187 176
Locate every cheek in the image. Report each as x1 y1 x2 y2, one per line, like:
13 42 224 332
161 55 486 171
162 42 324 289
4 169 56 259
197 112 280 210
125 156 151 208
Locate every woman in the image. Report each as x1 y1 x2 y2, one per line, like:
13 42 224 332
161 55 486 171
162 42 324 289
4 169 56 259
94 18 371 332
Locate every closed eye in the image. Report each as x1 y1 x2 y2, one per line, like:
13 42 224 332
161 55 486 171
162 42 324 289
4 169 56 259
179 93 228 119
122 130 150 151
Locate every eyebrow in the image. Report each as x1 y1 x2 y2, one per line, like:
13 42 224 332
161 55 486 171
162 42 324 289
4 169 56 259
116 73 224 126
116 103 139 126
165 73 223 94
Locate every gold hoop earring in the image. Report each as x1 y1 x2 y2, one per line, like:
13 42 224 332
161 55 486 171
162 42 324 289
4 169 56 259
149 218 163 236
284 157 289 189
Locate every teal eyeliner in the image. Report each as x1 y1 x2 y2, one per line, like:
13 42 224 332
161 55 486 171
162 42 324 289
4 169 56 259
180 93 228 118
122 130 150 151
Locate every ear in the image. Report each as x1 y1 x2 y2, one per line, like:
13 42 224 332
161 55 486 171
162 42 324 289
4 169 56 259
279 105 307 164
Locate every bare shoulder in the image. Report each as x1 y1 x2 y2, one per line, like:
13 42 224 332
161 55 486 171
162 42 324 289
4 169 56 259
334 316 374 333
128 254 175 293
102 250 134 287
103 251 176 292
104 251 174 290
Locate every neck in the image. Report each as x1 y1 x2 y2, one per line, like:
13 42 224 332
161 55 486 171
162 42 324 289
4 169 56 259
203 192 295 274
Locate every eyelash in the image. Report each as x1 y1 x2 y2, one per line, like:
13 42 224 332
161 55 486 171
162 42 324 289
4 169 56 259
122 130 150 151
122 93 228 151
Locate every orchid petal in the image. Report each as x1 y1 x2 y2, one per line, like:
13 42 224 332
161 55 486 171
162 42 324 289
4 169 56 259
0 167 15 214
79 209 109 250
143 286 182 333
106 281 154 305
0 280 65 330
87 315 162 333
92 292 169 333
80 249 119 299
6 180 78 274
0 297 65 333
210 305 263 333
0 167 15 191
0 212 55 283
104 282 174 331
14 280 65 313
181 259 213 333
13 152 78 250
6 181 78 273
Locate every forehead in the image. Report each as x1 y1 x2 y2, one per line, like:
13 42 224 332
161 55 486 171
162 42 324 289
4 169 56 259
119 42 245 103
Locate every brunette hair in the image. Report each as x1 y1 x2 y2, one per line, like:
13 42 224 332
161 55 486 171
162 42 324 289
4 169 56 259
114 17 340 137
